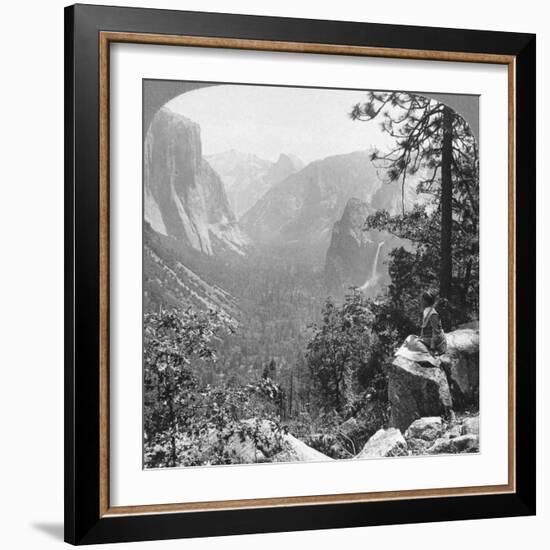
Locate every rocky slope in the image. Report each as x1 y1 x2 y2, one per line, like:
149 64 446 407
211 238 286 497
213 410 479 464
144 107 249 256
197 325 480 465
336 325 480 460
143 223 239 319
353 412 480 458
388 327 479 430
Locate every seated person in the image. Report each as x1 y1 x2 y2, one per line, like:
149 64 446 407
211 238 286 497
419 290 447 356
394 290 447 367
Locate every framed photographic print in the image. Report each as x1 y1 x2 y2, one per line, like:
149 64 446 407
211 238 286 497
64 3 536 545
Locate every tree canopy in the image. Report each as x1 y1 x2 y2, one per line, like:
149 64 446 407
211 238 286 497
351 91 478 314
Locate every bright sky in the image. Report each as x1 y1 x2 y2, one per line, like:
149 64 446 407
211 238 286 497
166 84 394 164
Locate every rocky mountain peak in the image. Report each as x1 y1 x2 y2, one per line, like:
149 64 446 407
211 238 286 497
206 151 304 219
274 152 304 172
261 153 304 189
336 197 375 239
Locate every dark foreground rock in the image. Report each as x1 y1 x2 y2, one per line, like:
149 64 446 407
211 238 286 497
401 413 480 456
441 329 480 409
388 357 453 431
427 433 479 454
405 417 444 442
388 326 479 433
461 416 480 436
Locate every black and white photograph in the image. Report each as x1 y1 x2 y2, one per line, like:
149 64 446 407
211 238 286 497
143 81 480 468
0 0 543 545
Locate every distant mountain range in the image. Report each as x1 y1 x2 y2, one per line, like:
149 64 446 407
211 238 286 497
240 150 396 264
206 150 304 218
144 106 421 312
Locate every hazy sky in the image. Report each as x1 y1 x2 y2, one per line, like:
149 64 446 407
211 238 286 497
166 84 394 164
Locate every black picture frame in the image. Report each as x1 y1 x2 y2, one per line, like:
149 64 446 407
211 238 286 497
65 3 536 545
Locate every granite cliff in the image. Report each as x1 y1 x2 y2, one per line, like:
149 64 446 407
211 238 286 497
144 107 249 256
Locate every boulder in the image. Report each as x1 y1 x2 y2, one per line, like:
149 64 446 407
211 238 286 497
272 434 334 463
441 329 479 409
451 434 479 453
355 428 408 458
426 437 454 454
427 433 479 455
406 438 430 455
446 425 462 439
461 416 480 436
457 320 479 330
388 356 453 432
446 328 479 353
405 417 444 442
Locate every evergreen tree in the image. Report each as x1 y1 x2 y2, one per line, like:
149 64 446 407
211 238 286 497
350 92 478 302
306 291 374 414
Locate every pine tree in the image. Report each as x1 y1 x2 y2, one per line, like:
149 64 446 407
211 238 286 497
350 92 478 301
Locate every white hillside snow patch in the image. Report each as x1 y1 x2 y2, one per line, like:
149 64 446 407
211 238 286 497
144 187 167 236
176 261 238 309
148 251 236 318
169 181 207 253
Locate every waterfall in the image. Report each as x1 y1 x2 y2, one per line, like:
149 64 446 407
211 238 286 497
370 241 384 280
359 241 384 291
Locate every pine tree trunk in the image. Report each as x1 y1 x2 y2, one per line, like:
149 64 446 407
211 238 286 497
462 257 473 307
440 107 453 300
289 372 294 418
